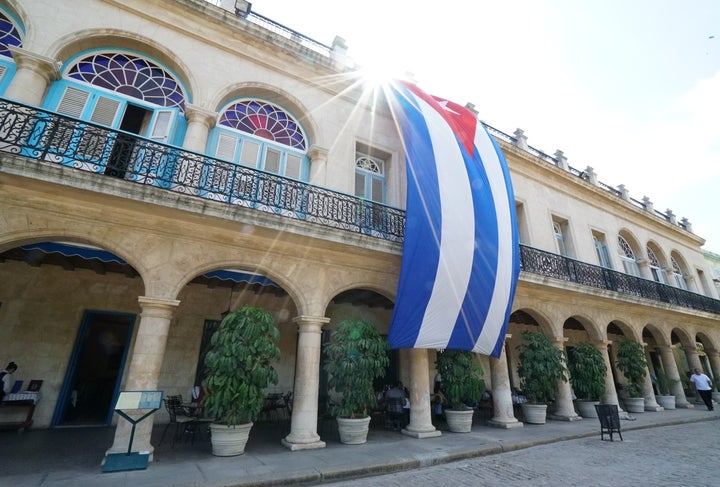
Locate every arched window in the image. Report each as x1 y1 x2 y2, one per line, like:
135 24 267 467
646 246 665 284
212 99 308 180
47 51 187 145
618 235 640 276
0 8 22 94
0 10 22 58
355 153 385 202
671 256 688 290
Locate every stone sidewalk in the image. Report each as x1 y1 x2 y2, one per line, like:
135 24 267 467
1 406 717 487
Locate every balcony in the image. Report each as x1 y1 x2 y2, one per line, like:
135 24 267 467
0 98 718 315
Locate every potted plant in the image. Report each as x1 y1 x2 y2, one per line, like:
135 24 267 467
568 342 607 418
614 337 647 413
202 306 281 456
324 319 389 444
516 332 568 424
654 370 677 410
434 349 485 432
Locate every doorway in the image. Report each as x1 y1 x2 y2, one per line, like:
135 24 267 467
106 103 150 178
52 311 135 426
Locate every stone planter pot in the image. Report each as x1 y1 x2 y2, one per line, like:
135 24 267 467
575 400 599 418
337 416 371 445
624 397 645 413
521 403 547 424
210 422 253 457
445 409 475 433
655 395 675 410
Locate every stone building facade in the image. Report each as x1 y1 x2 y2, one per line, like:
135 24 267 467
0 0 718 459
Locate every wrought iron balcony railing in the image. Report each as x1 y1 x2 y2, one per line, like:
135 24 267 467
0 99 405 241
0 99 718 315
519 245 720 314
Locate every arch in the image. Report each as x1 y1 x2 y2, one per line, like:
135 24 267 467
642 323 671 347
0 4 23 58
696 331 717 354
645 240 669 284
509 307 555 337
47 29 197 103
670 327 695 349
211 82 319 144
606 319 638 341
617 229 642 277
669 250 691 290
562 314 604 342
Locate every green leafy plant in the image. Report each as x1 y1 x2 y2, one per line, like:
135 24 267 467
516 332 568 404
614 337 647 398
202 306 281 426
655 370 678 396
568 343 607 401
324 319 389 419
435 349 485 410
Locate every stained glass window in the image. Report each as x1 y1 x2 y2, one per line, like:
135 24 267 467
67 52 185 110
219 99 306 150
0 12 22 58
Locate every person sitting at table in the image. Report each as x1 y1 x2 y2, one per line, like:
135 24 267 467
1 361 18 401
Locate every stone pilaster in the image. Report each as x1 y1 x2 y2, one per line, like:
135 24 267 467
593 340 622 409
106 296 180 460
282 316 329 451
549 337 581 421
182 104 217 153
488 335 522 428
658 345 692 408
6 47 61 106
307 146 329 186
402 348 441 438
705 349 720 385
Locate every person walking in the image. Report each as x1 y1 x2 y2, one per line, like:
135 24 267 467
689 368 714 411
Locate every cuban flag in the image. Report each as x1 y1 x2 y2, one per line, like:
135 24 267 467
387 81 520 358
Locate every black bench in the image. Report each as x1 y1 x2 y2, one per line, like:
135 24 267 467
594 404 622 441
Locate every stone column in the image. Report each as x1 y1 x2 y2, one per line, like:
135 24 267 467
282 316 329 451
658 345 692 408
402 348 441 438
182 105 217 153
684 344 704 404
6 47 61 106
307 146 329 186
705 349 720 384
488 335 522 428
641 349 663 411
550 337 581 421
106 296 180 460
593 340 622 409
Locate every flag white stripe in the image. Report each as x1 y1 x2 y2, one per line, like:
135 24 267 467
473 127 514 353
412 94 476 348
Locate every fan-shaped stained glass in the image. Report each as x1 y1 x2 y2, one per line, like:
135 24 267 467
219 99 306 151
67 52 185 110
0 12 22 58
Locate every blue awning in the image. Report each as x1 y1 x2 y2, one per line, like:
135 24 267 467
21 242 280 288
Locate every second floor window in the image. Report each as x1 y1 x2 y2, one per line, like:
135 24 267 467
647 246 665 284
354 153 385 203
552 220 571 257
618 235 641 277
593 235 612 269
671 257 688 290
213 99 308 180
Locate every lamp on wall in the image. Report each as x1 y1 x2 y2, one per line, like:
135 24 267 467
235 1 251 16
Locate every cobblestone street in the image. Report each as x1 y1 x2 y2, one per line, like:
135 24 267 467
322 421 717 486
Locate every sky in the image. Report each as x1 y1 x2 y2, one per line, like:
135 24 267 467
250 0 720 251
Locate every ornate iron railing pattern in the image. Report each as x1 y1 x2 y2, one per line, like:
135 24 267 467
0 99 718 314
0 99 405 241
519 245 720 314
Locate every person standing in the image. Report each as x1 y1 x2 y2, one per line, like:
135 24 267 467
689 368 714 411
1 361 18 401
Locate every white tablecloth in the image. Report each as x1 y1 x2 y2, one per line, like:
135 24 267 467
4 392 40 404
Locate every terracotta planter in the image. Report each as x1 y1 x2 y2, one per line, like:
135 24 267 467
521 403 547 424
445 409 474 433
575 400 599 418
210 422 252 456
655 395 675 410
337 416 371 445
624 397 645 413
